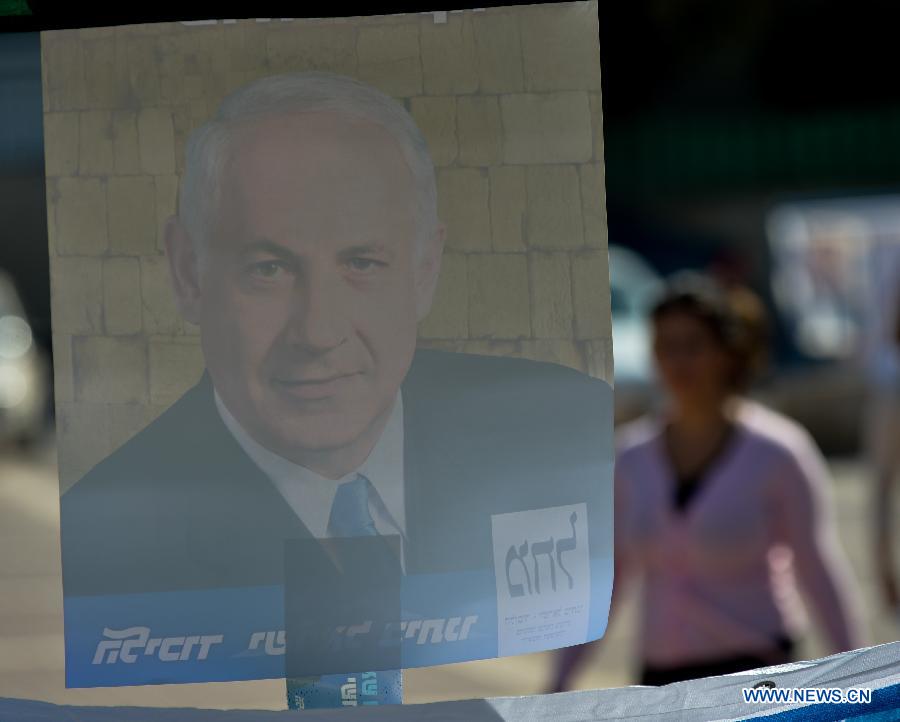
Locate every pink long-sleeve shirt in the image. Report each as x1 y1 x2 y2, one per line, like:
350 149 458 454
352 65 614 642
614 400 865 667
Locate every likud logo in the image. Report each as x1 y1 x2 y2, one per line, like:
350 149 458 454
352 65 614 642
491 503 591 656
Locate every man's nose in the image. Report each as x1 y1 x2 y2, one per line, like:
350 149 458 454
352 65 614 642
284 271 350 354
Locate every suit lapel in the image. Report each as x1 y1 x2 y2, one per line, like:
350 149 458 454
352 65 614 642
401 350 489 574
179 374 314 586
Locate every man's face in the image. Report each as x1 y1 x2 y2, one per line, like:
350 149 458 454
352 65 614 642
186 112 438 471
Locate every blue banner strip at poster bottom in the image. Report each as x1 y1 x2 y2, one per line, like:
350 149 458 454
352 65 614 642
63 560 611 688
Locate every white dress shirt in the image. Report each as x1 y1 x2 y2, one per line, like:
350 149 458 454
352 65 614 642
214 390 406 542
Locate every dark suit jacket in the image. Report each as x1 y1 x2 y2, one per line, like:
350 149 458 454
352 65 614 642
61 349 613 597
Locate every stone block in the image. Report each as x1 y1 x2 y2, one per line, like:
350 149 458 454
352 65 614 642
103 257 142 335
571 250 612 340
355 13 419 27
78 26 116 40
170 105 192 175
140 255 182 335
529 252 573 338
46 181 58 256
525 165 584 249
148 337 205 407
112 111 141 175
518 339 586 373
223 20 269 72
182 75 206 102
409 96 457 167
187 25 228 80
138 108 176 176
78 111 114 177
107 176 157 255
519 3 602 92
414 339 465 355
473 10 524 93
42 113 79 177
460 339 520 358
457 96 501 167
590 92 605 162
117 22 171 37
266 23 358 76
357 24 422 97
420 12 479 95
418 252 468 339
107 403 158 454
81 36 120 108
126 36 162 106
73 335 148 404
488 166 526 252
155 175 180 252
222 70 259 97
583 337 614 384
50 257 103 335
468 254 530 339
51 334 74 403
56 401 110 491
501 92 592 164
158 34 189 105
418 338 520 359
42 33 87 111
580 162 607 249
187 98 212 129
437 168 491 251
54 177 108 256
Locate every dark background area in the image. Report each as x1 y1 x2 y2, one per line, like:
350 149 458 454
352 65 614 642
0 31 46 345
597 0 900 367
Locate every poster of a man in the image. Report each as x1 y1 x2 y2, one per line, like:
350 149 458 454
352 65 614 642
44 7 613 690
59 70 612 595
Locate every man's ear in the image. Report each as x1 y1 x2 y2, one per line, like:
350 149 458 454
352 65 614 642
165 217 203 325
415 222 445 322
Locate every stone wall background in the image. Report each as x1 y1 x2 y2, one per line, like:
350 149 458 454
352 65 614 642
41 2 610 489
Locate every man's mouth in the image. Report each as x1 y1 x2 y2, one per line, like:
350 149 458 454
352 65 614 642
271 373 359 400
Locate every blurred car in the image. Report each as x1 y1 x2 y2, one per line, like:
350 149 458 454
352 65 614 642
609 244 664 425
0 270 48 448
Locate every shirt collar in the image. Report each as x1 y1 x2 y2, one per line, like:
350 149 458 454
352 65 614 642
213 388 405 534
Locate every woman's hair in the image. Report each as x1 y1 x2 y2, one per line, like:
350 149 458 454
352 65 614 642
650 272 769 390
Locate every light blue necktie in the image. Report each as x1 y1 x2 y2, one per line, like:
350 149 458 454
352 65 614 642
327 474 378 538
286 474 402 709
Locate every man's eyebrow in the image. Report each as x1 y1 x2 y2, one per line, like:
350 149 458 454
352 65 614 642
239 239 298 261
338 243 395 258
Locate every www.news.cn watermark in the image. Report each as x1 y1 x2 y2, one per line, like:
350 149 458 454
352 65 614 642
742 686 872 705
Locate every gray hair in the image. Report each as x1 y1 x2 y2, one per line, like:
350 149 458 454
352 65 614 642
179 71 438 263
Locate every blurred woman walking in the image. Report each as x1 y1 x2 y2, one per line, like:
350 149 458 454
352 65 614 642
551 274 864 690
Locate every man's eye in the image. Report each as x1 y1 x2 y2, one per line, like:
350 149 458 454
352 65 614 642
248 261 286 278
347 257 385 273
